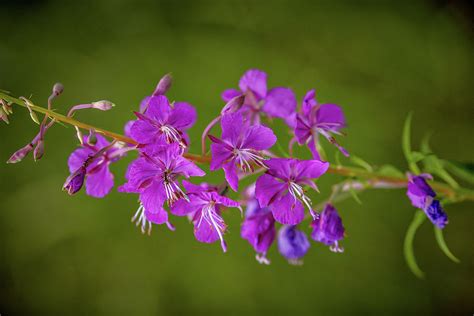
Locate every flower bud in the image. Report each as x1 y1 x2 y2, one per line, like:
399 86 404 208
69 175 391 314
221 94 244 115
63 167 86 195
277 225 310 265
7 143 34 164
153 73 172 96
87 129 97 145
33 140 45 161
52 83 64 96
91 100 115 111
0 106 9 124
311 204 345 252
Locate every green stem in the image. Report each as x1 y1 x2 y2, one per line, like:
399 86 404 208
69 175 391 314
2 91 474 202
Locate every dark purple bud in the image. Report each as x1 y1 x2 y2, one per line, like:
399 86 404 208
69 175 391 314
63 167 86 195
424 200 448 229
52 83 64 96
277 225 310 265
311 204 345 253
33 140 44 161
406 174 436 210
153 73 172 96
91 100 115 111
7 143 34 163
221 94 245 115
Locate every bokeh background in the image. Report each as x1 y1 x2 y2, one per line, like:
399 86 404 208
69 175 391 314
1 0 473 315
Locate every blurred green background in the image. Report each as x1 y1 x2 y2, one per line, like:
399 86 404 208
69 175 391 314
1 0 473 315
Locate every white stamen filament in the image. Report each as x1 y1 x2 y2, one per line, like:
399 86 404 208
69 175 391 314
131 204 152 235
163 178 189 206
233 148 267 173
197 203 227 252
289 182 316 219
160 124 186 148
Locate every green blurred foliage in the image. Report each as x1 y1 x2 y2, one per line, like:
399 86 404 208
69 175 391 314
0 0 473 315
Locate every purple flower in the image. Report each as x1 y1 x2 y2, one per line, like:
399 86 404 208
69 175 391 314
171 181 240 252
221 69 297 127
209 112 277 191
67 134 127 198
63 166 86 195
406 174 448 228
130 95 196 149
241 198 276 264
119 144 205 233
311 204 345 252
255 158 329 225
295 89 348 158
277 225 310 265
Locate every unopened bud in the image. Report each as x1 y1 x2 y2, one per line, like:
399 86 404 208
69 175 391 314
0 107 9 124
52 83 64 96
87 129 97 145
33 140 45 161
63 167 86 195
221 94 245 115
91 100 115 111
153 73 172 96
7 143 34 163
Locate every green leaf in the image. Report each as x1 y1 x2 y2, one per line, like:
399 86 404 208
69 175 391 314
420 136 459 189
443 160 474 186
334 150 342 167
275 141 290 158
316 141 327 161
434 227 460 263
378 164 405 178
411 151 426 163
403 210 426 278
350 155 373 172
402 112 421 174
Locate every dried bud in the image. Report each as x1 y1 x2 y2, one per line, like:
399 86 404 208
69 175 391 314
63 167 86 195
7 143 34 164
33 140 45 161
52 83 64 96
0 106 9 124
91 100 115 111
153 73 172 96
221 94 245 115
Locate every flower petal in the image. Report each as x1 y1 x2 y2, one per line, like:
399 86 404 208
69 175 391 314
130 119 158 144
194 220 220 244
242 125 277 150
223 161 239 191
85 163 114 198
262 87 297 120
210 142 233 170
316 104 346 130
293 159 329 180
144 95 171 123
221 112 244 145
271 193 305 225
68 147 93 173
221 89 241 102
145 208 168 225
140 181 166 214
255 173 286 207
168 102 197 130
238 69 267 99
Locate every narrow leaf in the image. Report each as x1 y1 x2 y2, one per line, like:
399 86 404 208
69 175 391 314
434 227 460 263
443 160 474 186
420 135 459 188
350 155 373 172
347 181 362 204
402 112 420 174
404 210 426 278
378 165 405 178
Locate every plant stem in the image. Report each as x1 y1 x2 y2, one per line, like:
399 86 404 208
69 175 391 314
2 91 474 202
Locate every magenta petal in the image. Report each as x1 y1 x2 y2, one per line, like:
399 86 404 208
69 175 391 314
174 157 206 178
140 181 166 214
168 102 197 130
170 198 194 216
85 163 114 198
144 95 171 123
68 147 93 173
210 142 233 170
145 208 168 225
316 104 346 129
242 125 277 150
302 89 317 115
238 69 267 99
194 221 220 244
130 119 158 144
221 89 241 102
255 174 286 207
271 194 305 225
294 159 329 180
221 112 244 145
212 192 240 208
223 161 239 191
262 87 297 119
295 115 312 144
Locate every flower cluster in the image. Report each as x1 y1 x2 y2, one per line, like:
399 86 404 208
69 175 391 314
4 68 458 269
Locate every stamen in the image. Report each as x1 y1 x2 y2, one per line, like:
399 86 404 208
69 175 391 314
256 253 270 265
197 203 228 252
131 204 152 235
330 241 344 253
233 148 268 173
